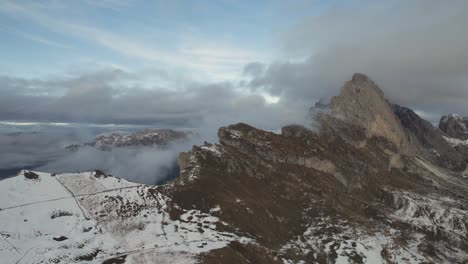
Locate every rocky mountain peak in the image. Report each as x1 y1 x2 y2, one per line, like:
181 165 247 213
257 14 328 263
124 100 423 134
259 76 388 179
328 73 411 153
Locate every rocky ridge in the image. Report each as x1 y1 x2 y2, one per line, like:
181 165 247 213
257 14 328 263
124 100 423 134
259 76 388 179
171 74 468 263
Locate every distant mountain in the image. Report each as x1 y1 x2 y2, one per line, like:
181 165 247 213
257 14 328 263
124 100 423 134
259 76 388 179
5 131 40 136
439 114 468 140
438 114 468 164
2 74 467 263
66 129 192 151
393 104 466 171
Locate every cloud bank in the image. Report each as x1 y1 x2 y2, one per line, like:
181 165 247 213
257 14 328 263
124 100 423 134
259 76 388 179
0 67 311 132
259 0 468 120
38 146 182 185
0 125 200 184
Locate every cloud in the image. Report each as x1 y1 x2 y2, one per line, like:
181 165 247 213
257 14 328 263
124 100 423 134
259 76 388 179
0 123 201 184
0 26 71 49
0 63 315 183
0 132 67 169
37 145 182 185
0 67 311 133
83 0 133 10
250 0 468 120
3 0 467 122
0 123 189 184
0 0 272 81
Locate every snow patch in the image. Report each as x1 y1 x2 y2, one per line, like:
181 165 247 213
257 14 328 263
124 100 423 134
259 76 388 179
443 136 468 146
201 144 222 157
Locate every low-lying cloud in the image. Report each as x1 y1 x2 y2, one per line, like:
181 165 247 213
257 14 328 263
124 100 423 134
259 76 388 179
0 132 67 169
0 125 200 184
266 0 468 120
38 146 182 185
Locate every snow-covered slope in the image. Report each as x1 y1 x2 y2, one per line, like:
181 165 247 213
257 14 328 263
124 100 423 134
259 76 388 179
0 171 248 263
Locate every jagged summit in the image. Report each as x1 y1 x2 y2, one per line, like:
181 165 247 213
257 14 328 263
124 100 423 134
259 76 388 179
350 72 374 82
327 74 412 154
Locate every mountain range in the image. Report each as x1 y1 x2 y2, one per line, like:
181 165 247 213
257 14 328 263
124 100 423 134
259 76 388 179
66 129 192 151
1 74 467 263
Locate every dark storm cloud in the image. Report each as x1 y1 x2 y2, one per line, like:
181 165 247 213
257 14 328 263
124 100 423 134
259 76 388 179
246 0 468 122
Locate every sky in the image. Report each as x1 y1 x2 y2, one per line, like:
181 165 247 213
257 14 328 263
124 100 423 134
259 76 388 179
1 0 468 127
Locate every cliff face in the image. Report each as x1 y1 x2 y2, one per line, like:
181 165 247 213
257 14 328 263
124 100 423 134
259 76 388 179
1 74 468 263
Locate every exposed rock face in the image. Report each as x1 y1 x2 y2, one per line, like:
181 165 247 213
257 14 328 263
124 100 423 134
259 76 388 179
439 114 468 140
2 74 468 263
329 73 412 154
393 104 466 171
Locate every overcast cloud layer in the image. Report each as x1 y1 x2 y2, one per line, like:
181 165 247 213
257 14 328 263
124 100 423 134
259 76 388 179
260 0 468 119
0 68 311 131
